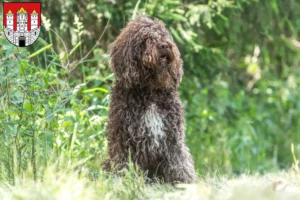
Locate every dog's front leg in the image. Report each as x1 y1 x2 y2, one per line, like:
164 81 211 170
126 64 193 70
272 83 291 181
102 139 129 172
162 144 199 184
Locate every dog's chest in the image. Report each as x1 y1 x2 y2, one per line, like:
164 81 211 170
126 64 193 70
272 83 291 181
142 104 165 142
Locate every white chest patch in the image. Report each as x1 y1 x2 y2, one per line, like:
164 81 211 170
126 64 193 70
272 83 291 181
143 104 165 145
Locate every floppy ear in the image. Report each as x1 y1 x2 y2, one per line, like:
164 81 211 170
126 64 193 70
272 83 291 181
171 46 183 86
109 22 144 88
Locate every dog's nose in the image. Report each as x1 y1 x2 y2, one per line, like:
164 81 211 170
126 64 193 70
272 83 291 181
157 42 169 49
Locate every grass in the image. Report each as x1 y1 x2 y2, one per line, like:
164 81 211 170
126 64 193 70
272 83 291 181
0 160 300 200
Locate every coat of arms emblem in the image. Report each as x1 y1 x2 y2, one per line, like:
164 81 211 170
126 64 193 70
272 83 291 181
3 2 41 47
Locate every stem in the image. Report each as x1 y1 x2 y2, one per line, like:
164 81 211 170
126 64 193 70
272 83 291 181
32 131 37 181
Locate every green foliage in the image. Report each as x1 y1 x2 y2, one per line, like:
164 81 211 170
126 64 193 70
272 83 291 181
0 15 110 182
0 0 300 185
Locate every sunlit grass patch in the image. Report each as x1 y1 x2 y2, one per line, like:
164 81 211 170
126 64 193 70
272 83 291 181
1 163 300 200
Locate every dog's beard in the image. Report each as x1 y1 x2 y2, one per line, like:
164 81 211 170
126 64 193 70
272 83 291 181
158 48 173 66
154 53 176 88
155 69 173 88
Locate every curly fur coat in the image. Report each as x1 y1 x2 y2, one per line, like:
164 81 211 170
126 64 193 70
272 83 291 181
103 16 198 184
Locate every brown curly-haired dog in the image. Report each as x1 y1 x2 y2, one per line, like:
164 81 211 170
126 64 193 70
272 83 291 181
103 16 198 183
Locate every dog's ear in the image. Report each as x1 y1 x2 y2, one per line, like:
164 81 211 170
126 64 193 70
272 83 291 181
171 47 184 86
108 21 144 88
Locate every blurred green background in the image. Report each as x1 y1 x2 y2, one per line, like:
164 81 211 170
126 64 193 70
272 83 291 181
1 0 300 183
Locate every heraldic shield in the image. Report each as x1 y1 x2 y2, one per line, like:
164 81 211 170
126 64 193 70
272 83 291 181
3 2 41 47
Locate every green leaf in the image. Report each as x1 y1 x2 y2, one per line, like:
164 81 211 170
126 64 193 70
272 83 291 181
27 44 53 58
19 60 28 75
24 101 33 112
270 0 279 14
5 124 17 136
170 27 184 44
82 88 108 93
43 104 53 124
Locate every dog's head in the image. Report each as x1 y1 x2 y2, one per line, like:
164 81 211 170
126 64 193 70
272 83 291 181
109 16 183 89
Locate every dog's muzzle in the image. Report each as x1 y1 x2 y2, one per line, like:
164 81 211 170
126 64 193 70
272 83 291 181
157 42 172 64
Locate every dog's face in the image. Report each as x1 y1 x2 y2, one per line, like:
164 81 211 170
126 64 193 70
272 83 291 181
109 16 183 89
